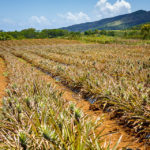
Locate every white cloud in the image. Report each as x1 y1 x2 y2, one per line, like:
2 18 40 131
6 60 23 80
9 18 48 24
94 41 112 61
95 0 131 19
2 18 15 25
59 12 90 24
0 16 52 31
29 16 51 25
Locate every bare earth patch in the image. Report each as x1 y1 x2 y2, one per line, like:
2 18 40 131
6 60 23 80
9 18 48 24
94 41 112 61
0 58 7 107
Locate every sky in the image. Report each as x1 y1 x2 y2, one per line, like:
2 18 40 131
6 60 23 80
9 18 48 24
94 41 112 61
0 0 150 31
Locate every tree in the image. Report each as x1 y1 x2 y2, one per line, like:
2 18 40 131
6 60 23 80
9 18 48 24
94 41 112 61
107 31 115 36
84 30 94 35
69 31 81 39
100 30 107 35
20 28 37 39
40 29 68 38
0 32 13 40
7 31 25 39
141 24 150 39
94 29 99 34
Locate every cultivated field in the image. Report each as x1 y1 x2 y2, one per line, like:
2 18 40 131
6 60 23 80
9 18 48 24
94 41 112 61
0 39 150 149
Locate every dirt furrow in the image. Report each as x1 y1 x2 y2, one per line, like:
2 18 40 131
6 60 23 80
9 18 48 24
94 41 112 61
0 58 7 107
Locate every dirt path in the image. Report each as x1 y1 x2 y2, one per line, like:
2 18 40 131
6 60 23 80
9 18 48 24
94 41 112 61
20 61 147 149
0 58 7 107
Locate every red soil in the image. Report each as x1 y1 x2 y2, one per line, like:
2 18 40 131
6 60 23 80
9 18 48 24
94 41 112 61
0 58 7 107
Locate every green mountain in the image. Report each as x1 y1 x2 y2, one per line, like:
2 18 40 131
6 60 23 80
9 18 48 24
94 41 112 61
62 10 150 32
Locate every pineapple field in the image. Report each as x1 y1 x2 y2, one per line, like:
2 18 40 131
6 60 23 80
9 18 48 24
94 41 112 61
0 39 150 149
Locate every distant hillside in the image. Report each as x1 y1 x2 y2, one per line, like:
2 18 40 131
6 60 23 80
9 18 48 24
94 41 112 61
62 10 150 32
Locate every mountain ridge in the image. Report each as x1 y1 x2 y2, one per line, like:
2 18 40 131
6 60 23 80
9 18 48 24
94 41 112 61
61 10 150 31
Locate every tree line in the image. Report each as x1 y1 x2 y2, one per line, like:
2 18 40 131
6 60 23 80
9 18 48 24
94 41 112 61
0 29 69 40
0 24 150 40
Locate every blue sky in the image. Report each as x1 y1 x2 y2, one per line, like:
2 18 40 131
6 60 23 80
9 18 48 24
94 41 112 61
0 0 150 31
